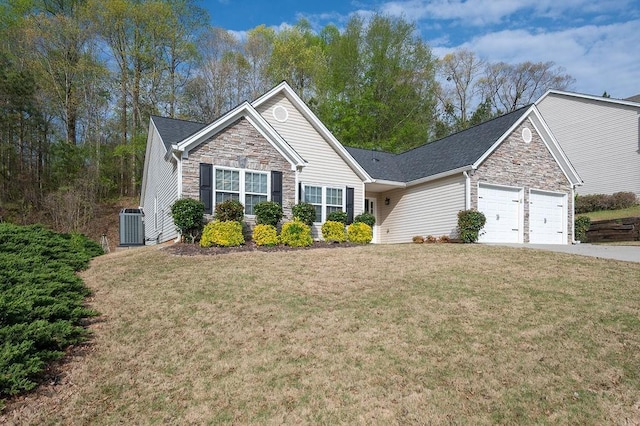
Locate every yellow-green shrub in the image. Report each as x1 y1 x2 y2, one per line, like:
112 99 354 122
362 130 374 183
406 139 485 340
280 220 313 247
347 222 372 244
321 220 346 243
252 224 279 247
200 220 244 247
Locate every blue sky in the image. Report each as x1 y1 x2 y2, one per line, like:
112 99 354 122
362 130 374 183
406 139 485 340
203 0 639 100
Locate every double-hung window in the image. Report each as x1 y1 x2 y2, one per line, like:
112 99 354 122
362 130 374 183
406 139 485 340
213 168 268 215
244 171 268 215
304 185 344 223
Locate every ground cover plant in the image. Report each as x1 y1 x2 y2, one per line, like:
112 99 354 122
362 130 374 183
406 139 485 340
0 223 102 408
2 243 639 424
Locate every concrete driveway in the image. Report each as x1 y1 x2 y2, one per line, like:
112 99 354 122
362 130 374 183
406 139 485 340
496 243 640 263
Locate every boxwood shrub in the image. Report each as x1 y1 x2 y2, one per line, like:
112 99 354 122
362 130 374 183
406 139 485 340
280 220 313 247
252 224 279 247
200 220 244 247
321 220 347 243
354 212 375 227
457 209 486 243
347 222 372 244
292 202 316 227
253 201 283 227
214 199 245 222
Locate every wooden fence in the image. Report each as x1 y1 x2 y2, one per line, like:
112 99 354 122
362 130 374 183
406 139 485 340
586 217 640 243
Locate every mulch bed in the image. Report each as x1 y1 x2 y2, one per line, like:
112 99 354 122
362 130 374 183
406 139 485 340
162 240 362 256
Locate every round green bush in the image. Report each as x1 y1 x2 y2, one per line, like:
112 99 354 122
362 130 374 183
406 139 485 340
280 220 313 247
200 220 244 247
214 199 245 222
574 216 591 242
252 224 279 247
326 210 348 224
169 198 204 243
457 209 486 243
354 212 375 227
321 220 347 243
292 202 317 227
254 201 283 227
347 222 372 244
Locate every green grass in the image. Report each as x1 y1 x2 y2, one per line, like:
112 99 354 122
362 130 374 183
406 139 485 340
2 244 639 424
578 204 640 221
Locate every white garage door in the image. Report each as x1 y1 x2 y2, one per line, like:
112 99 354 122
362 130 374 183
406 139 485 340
529 190 566 244
478 184 522 243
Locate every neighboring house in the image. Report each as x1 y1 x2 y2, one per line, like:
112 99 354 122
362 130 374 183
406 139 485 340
141 82 581 245
536 90 640 197
140 81 369 245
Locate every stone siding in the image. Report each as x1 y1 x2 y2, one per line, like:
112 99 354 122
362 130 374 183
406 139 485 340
470 119 574 243
182 117 296 222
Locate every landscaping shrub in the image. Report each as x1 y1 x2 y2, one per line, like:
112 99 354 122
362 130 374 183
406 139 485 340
280 220 313 247
292 202 316 227
253 201 283 227
214 199 245 222
575 216 591 242
200 220 244 247
412 235 425 243
347 222 372 244
425 235 437 243
575 192 638 214
438 235 451 243
0 223 101 401
170 198 204 243
326 210 348 224
321 221 347 243
354 212 375 228
252 224 279 247
457 209 486 243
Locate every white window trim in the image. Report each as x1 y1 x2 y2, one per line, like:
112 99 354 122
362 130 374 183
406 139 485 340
302 184 346 223
214 166 270 216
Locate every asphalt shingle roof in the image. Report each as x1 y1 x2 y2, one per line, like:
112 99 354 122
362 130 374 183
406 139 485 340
151 115 207 150
346 106 530 182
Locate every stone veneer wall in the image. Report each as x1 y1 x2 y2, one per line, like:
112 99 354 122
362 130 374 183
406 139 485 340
470 119 574 243
181 117 296 222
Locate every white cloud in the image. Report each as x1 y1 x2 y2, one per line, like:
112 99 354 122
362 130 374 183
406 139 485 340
450 20 640 97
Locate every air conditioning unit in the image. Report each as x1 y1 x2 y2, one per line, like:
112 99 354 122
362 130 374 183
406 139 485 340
119 208 145 246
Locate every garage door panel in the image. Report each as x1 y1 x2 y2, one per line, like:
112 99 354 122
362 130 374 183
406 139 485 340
529 190 566 244
478 185 522 243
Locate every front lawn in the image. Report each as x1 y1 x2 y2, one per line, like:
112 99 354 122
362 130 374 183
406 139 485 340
3 244 639 424
579 205 640 221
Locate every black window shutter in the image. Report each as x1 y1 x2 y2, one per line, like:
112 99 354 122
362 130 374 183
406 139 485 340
271 171 283 205
298 182 303 203
199 163 213 214
346 187 355 224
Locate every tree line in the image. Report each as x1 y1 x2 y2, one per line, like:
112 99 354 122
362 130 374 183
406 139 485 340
0 0 574 230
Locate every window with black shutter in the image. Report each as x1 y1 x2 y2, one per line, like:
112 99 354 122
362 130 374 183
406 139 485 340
346 187 354 224
271 171 283 205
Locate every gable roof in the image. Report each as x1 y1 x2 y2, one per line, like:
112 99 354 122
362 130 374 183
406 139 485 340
536 89 640 109
347 106 530 183
171 101 306 169
151 115 207 151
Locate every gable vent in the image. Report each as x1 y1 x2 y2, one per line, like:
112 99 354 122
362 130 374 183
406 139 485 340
522 127 532 143
273 105 288 122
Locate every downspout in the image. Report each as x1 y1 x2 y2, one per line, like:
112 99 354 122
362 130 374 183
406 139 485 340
463 171 472 210
571 184 576 244
172 148 183 243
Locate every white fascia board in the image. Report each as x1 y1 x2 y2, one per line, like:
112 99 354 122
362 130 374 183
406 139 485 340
252 81 373 183
406 166 472 188
371 179 406 188
536 89 640 108
175 101 305 170
528 106 583 186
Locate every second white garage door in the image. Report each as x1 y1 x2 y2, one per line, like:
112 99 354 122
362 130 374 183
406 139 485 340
478 184 523 243
529 190 567 244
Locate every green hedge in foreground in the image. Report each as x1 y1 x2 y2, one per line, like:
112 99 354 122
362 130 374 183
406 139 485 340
0 223 102 401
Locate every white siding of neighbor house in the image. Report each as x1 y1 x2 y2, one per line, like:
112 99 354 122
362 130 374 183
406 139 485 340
256 94 365 236
537 94 640 196
140 125 179 245
374 174 466 244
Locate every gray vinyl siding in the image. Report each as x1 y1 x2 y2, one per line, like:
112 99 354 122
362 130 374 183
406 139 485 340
140 126 179 245
537 94 640 196
256 94 365 237
375 175 466 244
